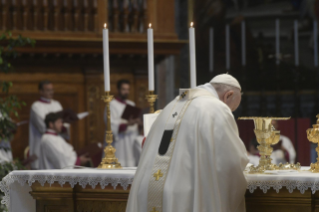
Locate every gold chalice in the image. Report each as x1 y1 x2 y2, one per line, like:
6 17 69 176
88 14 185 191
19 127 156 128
307 115 319 172
239 117 299 174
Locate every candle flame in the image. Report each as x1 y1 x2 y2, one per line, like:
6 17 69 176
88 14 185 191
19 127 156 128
190 22 194 27
104 23 107 29
149 23 152 28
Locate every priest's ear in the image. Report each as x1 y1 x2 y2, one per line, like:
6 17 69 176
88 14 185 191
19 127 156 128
223 91 234 103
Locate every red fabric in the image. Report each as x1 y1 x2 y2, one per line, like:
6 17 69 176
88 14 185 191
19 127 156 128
45 131 58 136
115 97 126 105
119 124 128 133
75 157 81 166
38 98 51 104
296 118 311 166
142 137 146 148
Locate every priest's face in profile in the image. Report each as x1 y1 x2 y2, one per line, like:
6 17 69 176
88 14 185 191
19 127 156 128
118 83 130 100
40 83 54 100
49 118 63 133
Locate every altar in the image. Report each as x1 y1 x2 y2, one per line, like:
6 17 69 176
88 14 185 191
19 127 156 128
2 167 319 212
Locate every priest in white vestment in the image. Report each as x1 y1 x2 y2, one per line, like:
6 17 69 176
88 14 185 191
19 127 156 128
39 113 90 169
106 80 140 167
126 74 249 212
29 80 65 169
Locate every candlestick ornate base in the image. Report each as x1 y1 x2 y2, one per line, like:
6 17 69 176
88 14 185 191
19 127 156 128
146 90 157 113
307 115 319 173
98 92 122 169
239 117 300 174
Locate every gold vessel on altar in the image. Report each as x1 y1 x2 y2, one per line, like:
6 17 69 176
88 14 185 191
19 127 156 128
239 117 300 174
307 115 319 172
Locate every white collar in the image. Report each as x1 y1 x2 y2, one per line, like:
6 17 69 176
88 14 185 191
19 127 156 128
196 83 219 99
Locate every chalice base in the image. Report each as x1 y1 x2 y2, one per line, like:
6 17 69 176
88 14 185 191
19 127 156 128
248 162 301 174
98 162 122 169
310 163 319 173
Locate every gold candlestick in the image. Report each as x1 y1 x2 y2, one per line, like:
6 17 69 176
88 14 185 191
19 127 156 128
307 115 319 172
98 92 122 169
146 90 157 113
239 117 300 174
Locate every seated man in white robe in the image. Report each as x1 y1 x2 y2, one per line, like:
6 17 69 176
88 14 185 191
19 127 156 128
29 80 67 169
39 113 90 169
0 139 13 163
271 120 296 164
106 79 140 167
127 74 249 212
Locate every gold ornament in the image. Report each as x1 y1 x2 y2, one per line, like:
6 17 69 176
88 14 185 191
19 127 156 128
98 92 122 169
307 115 319 172
239 117 300 174
146 90 157 113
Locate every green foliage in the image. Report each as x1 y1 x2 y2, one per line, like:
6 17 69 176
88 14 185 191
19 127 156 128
0 31 35 140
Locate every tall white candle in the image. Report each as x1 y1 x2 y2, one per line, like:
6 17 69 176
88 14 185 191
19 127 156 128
209 27 214 73
189 22 197 88
241 21 246 66
314 20 318 67
276 19 280 65
103 23 110 92
147 23 155 91
294 20 299 67
226 24 230 70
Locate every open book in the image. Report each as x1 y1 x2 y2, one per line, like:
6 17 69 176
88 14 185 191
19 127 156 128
121 105 141 120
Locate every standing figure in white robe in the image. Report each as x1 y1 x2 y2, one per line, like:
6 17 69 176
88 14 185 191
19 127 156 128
29 80 64 169
106 80 140 167
126 74 249 212
39 113 90 169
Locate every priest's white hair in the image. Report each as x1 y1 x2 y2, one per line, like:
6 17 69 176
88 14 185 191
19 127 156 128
211 83 239 94
211 83 240 96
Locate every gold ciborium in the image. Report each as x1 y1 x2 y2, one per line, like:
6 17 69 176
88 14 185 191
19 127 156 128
98 92 122 169
239 117 292 173
307 114 319 172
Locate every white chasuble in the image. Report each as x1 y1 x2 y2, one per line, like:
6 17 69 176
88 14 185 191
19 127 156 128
106 98 139 167
29 99 63 169
126 88 249 212
39 131 77 169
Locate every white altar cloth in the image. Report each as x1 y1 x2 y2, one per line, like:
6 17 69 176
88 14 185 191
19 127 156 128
0 168 136 212
245 166 319 194
2 166 319 212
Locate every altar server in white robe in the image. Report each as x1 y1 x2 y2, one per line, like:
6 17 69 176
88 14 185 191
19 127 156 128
106 79 140 167
127 74 249 212
39 113 90 169
29 80 64 169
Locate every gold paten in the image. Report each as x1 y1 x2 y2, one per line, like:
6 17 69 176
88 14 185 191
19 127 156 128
307 115 319 173
146 90 158 113
98 92 122 169
239 117 300 174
